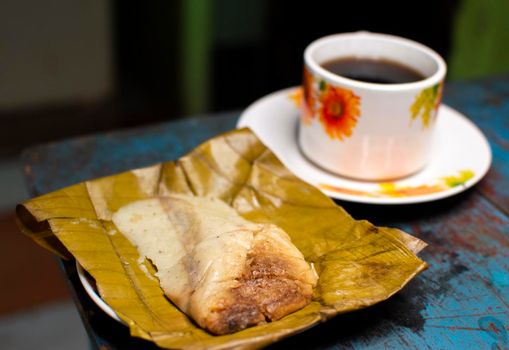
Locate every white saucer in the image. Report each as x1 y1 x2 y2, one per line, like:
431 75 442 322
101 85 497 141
77 261 125 325
238 87 492 205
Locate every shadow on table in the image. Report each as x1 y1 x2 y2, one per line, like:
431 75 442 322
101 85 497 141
267 188 479 349
336 187 477 225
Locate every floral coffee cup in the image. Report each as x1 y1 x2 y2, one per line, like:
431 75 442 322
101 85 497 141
299 32 447 180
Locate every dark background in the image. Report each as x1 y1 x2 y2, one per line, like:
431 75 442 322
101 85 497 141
115 0 459 118
2 0 508 157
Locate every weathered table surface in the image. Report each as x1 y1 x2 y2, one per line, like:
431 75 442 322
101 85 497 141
22 75 509 349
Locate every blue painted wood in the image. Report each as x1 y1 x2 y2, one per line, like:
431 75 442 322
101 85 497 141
22 112 239 195
444 74 509 214
284 192 509 350
21 77 509 350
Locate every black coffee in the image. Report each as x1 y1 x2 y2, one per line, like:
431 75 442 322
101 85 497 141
321 57 425 84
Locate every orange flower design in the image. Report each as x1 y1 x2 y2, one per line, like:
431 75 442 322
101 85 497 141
301 67 315 124
319 169 475 198
318 85 361 140
289 88 303 107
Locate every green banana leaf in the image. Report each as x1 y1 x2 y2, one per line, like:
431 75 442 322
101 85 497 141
16 128 427 350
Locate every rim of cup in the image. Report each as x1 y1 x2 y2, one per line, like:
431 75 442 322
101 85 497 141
304 31 447 92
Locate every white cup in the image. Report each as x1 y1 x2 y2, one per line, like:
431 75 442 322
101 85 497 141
299 32 446 180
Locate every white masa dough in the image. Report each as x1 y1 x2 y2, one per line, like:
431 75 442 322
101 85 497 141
112 194 317 334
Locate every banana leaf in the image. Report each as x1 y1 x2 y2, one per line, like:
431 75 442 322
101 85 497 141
16 128 427 350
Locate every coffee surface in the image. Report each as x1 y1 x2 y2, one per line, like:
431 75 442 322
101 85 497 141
321 57 425 84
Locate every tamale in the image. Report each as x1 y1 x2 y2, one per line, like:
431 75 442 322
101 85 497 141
112 194 318 335
16 128 428 350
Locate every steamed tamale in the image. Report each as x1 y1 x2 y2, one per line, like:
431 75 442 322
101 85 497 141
112 194 318 335
16 129 428 349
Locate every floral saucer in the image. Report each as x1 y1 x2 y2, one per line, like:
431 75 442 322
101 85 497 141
237 87 492 205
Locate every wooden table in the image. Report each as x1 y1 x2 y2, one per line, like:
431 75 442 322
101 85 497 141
21 76 509 349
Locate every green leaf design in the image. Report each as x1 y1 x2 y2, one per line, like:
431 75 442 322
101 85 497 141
410 83 443 128
442 169 475 187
